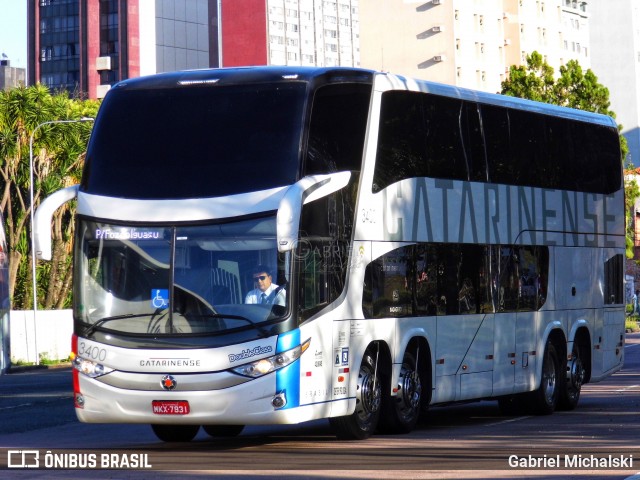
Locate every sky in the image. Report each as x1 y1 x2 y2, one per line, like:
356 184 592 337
0 0 27 69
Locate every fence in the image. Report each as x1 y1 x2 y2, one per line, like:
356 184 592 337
5 310 73 368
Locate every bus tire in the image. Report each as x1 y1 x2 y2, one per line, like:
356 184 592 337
329 350 382 440
378 351 422 434
527 340 559 415
557 343 585 411
151 424 200 442
203 425 244 437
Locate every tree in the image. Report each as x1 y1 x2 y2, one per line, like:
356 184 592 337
502 51 637 258
0 85 99 309
500 51 557 104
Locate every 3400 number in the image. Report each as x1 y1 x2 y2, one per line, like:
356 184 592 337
77 342 107 362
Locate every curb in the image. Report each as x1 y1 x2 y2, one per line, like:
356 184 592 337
6 362 72 374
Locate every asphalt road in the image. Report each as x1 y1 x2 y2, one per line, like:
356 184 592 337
0 333 639 479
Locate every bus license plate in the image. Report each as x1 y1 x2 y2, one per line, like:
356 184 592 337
152 400 190 415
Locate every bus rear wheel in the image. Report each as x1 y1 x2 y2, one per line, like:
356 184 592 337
329 350 382 440
151 424 200 442
527 340 559 415
378 351 422 434
558 343 585 410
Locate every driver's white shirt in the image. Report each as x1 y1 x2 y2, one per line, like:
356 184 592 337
244 284 285 305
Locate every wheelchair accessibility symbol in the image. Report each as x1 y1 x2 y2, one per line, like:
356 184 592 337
151 289 169 309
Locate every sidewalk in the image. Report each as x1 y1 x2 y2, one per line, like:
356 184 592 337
6 362 71 374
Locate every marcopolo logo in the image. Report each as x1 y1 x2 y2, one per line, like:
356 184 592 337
228 346 273 363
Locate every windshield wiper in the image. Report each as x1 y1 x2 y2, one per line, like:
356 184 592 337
84 313 154 337
85 312 274 339
190 313 272 338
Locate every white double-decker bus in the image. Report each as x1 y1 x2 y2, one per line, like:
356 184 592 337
35 67 625 442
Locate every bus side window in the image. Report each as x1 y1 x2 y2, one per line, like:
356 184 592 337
436 245 460 315
495 246 549 313
415 244 438 316
437 244 483 316
362 258 381 318
363 245 414 318
497 247 519 313
298 241 329 317
517 246 548 311
457 244 487 315
604 254 624 305
373 92 468 192
304 83 371 175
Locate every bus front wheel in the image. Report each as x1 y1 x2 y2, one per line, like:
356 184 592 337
329 350 382 440
151 424 200 442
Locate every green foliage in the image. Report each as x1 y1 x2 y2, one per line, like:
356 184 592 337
0 84 100 309
502 51 637 256
502 52 557 103
625 176 640 259
502 51 614 116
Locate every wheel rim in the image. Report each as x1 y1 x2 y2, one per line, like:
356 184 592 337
567 353 585 392
542 350 557 405
397 362 422 421
355 362 381 426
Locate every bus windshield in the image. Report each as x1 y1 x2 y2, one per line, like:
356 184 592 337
82 81 306 199
74 215 289 336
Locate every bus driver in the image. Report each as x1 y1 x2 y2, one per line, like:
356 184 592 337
245 265 285 306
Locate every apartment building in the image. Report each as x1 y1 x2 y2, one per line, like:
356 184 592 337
0 59 26 91
28 0 142 98
359 0 590 93
27 0 360 99
590 0 640 166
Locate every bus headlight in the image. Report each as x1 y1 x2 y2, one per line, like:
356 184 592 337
72 354 114 378
230 338 310 378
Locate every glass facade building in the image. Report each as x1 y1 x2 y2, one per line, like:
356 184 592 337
28 0 140 99
36 0 81 92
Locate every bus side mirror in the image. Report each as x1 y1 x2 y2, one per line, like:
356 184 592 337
276 171 351 252
34 185 79 260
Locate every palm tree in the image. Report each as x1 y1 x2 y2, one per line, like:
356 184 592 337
0 85 99 309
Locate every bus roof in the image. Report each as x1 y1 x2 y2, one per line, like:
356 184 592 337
378 72 618 128
110 66 617 129
111 66 376 90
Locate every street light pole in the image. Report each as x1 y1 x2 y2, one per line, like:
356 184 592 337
28 117 94 365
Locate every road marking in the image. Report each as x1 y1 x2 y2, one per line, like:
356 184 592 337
583 384 640 393
0 402 33 411
0 395 72 411
616 384 640 392
483 416 531 427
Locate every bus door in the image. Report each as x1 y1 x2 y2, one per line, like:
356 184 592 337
514 310 538 390
431 245 494 402
493 246 547 394
493 312 516 396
